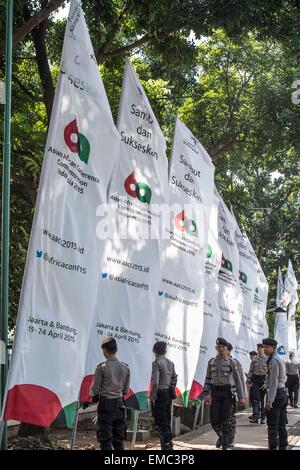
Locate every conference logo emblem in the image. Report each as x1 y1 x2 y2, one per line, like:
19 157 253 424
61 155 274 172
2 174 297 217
255 287 259 294
277 345 286 355
207 244 213 258
174 210 197 236
64 118 90 164
221 253 233 272
239 271 248 284
124 171 152 204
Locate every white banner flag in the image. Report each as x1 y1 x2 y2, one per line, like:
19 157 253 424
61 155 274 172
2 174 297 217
216 194 243 347
153 118 215 405
285 260 299 352
190 194 222 398
82 59 168 410
276 267 285 309
3 0 120 427
251 263 269 346
274 308 289 360
234 225 259 371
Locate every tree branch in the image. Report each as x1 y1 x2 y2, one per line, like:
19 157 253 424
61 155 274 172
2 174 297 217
13 75 43 102
97 34 150 64
0 0 65 56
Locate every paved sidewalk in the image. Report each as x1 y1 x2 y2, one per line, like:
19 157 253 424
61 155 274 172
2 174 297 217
147 406 300 450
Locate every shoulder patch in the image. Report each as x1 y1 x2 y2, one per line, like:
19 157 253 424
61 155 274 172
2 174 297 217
121 361 129 367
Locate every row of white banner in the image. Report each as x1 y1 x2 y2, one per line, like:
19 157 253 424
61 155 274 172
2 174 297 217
1 0 269 427
275 262 299 361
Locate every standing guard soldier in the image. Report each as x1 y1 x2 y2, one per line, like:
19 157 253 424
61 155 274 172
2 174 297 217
262 337 288 450
247 343 268 424
90 337 130 451
285 352 300 408
226 342 246 448
248 351 258 419
203 338 245 450
150 341 178 450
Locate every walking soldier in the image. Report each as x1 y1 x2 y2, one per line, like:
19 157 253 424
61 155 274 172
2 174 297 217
285 352 300 408
203 338 245 450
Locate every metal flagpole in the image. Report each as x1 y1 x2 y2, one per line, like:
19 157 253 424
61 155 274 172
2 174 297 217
0 0 13 451
70 400 81 450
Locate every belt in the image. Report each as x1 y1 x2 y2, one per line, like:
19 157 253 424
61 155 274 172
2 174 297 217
287 374 298 377
211 384 231 391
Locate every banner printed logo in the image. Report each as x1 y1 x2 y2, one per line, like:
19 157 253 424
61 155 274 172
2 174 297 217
221 253 233 272
239 271 248 284
174 210 197 236
124 171 152 204
207 244 213 258
64 118 90 164
277 345 286 355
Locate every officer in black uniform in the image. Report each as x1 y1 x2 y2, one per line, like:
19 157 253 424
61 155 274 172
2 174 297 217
247 343 268 424
90 337 130 450
150 341 177 450
203 338 245 450
263 337 288 450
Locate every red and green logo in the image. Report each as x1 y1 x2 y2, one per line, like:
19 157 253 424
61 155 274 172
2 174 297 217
174 210 197 236
221 253 233 272
239 271 248 284
64 118 90 164
124 171 152 204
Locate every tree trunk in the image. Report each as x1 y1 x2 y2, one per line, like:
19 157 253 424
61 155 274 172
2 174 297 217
31 19 55 125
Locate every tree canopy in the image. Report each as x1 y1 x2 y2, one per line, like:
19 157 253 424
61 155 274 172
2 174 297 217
0 0 299 331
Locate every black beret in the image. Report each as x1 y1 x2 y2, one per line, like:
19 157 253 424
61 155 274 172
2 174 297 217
153 341 167 354
250 351 258 356
101 337 117 351
227 342 233 351
262 338 278 347
274 307 287 313
216 337 228 347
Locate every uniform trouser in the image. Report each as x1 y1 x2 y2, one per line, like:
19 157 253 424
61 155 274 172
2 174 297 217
228 398 236 444
210 385 234 449
151 389 172 450
286 375 299 406
266 388 288 450
251 376 266 418
97 397 126 450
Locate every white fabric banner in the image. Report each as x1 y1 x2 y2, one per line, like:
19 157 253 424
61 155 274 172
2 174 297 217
153 117 215 404
274 309 289 360
276 267 285 309
217 194 243 348
190 194 222 398
3 0 120 426
251 262 269 346
234 226 259 371
82 59 168 410
285 260 299 352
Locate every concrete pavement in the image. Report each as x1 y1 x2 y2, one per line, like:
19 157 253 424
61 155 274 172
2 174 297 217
147 406 300 450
